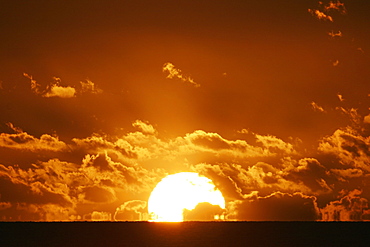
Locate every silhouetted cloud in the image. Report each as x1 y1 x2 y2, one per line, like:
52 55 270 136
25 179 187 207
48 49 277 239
228 192 319 221
320 189 367 221
183 202 225 221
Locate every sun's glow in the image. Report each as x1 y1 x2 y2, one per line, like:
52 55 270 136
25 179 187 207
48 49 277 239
148 172 225 222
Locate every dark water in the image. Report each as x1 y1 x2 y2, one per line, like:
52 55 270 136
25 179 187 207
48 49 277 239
1 221 369 247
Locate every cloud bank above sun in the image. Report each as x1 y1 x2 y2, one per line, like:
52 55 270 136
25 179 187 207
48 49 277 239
1 107 370 221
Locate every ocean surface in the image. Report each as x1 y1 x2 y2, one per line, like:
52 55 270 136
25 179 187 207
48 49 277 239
1 221 369 247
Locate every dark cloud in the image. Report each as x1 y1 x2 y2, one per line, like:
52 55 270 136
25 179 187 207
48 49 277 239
183 202 225 221
229 192 320 221
320 189 368 221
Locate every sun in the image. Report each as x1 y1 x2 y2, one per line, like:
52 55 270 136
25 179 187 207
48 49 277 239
148 172 225 222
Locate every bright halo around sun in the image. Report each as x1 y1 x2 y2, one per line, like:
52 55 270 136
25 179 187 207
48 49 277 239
148 172 225 222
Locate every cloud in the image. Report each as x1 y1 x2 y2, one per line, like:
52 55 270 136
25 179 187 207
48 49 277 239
283 158 332 195
332 60 340 66
318 127 370 172
43 77 76 98
23 73 42 94
0 127 68 152
132 120 157 135
311 101 326 113
91 211 112 221
335 107 363 126
330 168 364 179
114 200 147 221
308 1 347 23
23 74 102 98
183 202 225 221
364 114 370 124
0 149 162 220
80 79 103 94
320 189 368 221
1 110 370 221
228 192 320 221
308 9 333 22
328 30 342 38
162 62 200 87
24 74 76 98
237 129 249 134
184 130 264 156
324 1 347 15
255 134 298 156
337 93 344 102
357 47 365 53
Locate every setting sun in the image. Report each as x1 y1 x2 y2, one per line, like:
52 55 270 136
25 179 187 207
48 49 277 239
148 172 225 222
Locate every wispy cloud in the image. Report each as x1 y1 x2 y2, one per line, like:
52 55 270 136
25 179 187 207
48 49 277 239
80 79 103 94
23 74 102 98
332 60 340 66
0 125 67 152
324 1 347 15
162 62 200 88
24 73 75 98
132 120 157 135
337 93 344 102
311 101 326 113
328 30 342 38
23 73 42 94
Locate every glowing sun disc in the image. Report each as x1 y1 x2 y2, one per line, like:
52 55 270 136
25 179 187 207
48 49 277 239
148 172 225 222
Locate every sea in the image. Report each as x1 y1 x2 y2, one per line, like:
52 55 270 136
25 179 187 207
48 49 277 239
1 221 369 247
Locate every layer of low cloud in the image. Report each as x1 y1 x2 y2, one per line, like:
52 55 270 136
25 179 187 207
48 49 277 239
1 102 369 221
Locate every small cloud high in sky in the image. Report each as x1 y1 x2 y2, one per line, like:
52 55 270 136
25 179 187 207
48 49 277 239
0 0 370 222
163 62 200 88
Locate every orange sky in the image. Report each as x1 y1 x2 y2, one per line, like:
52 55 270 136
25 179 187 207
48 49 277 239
1 0 370 221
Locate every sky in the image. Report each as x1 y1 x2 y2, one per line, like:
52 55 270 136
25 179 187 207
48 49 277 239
1 0 370 221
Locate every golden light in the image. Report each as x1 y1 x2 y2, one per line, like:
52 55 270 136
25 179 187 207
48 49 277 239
148 172 225 222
